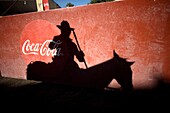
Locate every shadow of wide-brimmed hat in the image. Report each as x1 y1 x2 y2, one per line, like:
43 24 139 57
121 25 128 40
57 20 74 30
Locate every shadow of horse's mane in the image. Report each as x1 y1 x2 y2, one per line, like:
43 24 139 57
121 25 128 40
27 50 134 90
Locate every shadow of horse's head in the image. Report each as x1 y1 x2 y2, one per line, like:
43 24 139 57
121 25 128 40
113 50 134 90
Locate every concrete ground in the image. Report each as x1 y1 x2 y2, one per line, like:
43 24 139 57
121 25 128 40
0 76 170 112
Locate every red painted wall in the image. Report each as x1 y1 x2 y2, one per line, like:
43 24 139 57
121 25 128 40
0 0 169 89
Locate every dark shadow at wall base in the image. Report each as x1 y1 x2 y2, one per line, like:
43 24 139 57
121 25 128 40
0 76 170 112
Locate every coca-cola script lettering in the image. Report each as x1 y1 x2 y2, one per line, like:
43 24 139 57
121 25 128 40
22 39 62 56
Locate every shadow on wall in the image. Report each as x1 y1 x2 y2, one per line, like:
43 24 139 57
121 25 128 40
27 50 134 91
26 20 134 91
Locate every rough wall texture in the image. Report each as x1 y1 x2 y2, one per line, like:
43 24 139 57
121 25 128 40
0 0 169 88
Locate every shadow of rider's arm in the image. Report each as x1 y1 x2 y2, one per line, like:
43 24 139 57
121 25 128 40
76 50 85 62
73 43 85 62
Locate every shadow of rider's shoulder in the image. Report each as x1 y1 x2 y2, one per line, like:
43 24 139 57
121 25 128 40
53 35 60 39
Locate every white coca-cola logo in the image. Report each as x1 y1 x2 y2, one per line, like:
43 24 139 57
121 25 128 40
20 19 60 64
22 39 62 57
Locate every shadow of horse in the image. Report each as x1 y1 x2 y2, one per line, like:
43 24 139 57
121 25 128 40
27 50 134 90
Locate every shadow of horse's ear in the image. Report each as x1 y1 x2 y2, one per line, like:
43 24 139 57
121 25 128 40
128 61 135 66
113 50 120 58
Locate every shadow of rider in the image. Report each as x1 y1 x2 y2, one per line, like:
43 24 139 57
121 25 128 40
49 20 85 75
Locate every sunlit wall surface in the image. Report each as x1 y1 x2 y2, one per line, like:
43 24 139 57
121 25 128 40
0 0 169 89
